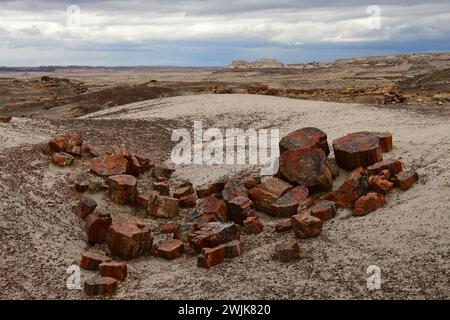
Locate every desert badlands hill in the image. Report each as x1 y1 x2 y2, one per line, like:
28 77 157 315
0 94 449 299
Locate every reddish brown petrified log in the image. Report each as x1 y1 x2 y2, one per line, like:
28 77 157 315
332 132 382 170
279 127 330 156
84 276 118 296
278 148 332 192
107 215 153 260
372 132 393 152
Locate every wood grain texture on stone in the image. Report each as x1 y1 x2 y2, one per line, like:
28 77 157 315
372 132 393 152
279 127 330 156
333 132 382 170
278 148 332 192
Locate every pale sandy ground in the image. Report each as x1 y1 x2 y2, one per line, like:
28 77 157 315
1 94 449 299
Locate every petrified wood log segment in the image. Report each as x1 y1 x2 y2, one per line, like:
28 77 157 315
84 276 118 296
279 127 330 156
107 174 137 205
372 132 393 152
91 154 128 176
278 148 332 192
332 132 382 170
107 215 153 260
99 262 128 281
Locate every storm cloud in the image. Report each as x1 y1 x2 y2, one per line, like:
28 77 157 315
0 0 449 66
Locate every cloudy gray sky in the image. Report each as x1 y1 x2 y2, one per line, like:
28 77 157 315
1 0 450 66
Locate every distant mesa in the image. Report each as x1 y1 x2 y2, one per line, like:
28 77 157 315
228 59 285 69
227 59 321 70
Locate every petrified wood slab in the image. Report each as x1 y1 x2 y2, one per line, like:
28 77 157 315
279 127 330 156
367 158 403 176
270 185 309 217
247 177 293 214
332 132 382 170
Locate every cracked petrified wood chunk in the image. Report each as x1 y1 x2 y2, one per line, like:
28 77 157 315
73 197 97 219
326 159 340 179
333 132 382 170
173 223 196 242
107 174 137 205
80 251 111 270
179 194 197 208
195 184 214 199
392 171 419 190
218 240 242 258
107 215 153 260
137 193 149 207
367 158 403 176
270 185 309 217
84 276 118 296
91 154 128 176
158 239 184 260
52 152 74 166
197 247 225 268
372 132 393 152
133 153 153 173
74 174 90 192
153 179 170 196
248 177 293 214
273 240 301 262
124 153 142 176
227 195 253 224
64 133 83 156
123 152 152 176
279 127 330 156
188 222 240 252
368 170 394 195
301 202 336 222
147 194 179 218
242 176 260 189
222 180 241 202
353 192 386 216
323 167 368 208
99 261 127 281
243 216 263 234
85 212 112 244
291 214 324 238
155 239 184 260
48 133 83 156
278 148 332 192
173 183 194 199
275 218 292 233
199 195 229 222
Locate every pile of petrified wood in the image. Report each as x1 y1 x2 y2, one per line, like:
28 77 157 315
46 128 418 297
